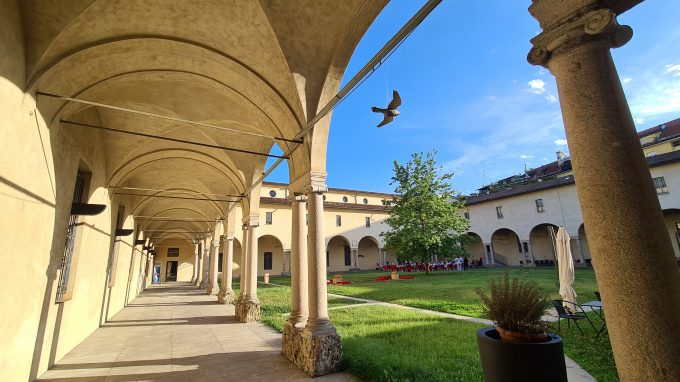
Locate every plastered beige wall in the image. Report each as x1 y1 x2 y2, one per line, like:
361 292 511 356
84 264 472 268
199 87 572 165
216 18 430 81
154 240 195 282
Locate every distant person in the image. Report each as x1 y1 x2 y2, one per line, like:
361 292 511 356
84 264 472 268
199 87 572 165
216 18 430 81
463 256 469 271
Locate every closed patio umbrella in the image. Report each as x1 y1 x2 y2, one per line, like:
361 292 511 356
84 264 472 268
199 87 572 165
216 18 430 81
556 226 577 306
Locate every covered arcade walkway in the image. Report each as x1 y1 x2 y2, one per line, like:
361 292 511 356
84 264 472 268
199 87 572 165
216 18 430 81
37 283 351 382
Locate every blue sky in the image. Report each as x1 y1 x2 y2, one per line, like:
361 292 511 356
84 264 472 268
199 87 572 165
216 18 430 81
267 1 680 195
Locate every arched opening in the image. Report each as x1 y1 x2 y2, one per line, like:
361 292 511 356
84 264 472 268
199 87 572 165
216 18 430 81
575 224 591 266
258 235 284 276
530 223 559 266
358 236 380 270
491 228 523 266
662 209 680 258
465 232 485 265
326 235 351 272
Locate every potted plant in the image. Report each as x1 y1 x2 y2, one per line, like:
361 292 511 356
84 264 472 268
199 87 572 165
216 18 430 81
475 273 567 382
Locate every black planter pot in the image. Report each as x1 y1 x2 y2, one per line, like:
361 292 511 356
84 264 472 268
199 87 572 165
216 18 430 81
477 327 567 382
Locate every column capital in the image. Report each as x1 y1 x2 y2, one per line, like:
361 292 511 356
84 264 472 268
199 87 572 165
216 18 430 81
212 240 220 247
528 6 632 67
288 193 308 203
242 214 259 228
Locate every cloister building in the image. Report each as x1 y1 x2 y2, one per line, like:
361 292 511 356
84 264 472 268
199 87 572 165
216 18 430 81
464 117 680 267
2 1 680 382
152 182 396 284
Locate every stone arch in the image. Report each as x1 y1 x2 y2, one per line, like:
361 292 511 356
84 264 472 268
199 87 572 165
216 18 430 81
357 236 380 270
465 232 485 264
530 223 559 265
490 228 523 266
326 235 351 272
258 234 284 276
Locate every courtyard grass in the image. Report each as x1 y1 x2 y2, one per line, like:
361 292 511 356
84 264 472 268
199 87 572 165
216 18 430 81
261 267 618 381
255 282 485 382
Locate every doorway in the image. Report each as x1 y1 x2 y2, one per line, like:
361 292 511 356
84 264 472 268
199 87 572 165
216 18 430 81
166 261 178 282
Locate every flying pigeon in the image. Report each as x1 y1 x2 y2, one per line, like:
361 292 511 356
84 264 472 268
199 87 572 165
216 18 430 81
371 90 401 128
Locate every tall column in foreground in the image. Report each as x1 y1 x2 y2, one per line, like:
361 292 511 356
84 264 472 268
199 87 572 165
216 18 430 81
299 182 341 376
283 194 309 364
528 2 680 380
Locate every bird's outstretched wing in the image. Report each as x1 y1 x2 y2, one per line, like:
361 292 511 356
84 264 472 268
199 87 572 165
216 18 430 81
387 90 401 109
377 115 394 128
371 106 382 113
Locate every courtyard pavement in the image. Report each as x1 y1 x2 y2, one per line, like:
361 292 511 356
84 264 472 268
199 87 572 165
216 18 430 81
37 283 353 382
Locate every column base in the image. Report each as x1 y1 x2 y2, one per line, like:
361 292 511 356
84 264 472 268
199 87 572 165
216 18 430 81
281 272 291 276
282 321 305 366
217 288 234 304
295 327 342 377
206 283 220 295
199 279 207 289
195 279 202 288
349 268 361 272
235 298 260 323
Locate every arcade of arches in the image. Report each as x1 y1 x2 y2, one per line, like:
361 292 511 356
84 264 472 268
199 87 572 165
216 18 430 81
1 1 680 381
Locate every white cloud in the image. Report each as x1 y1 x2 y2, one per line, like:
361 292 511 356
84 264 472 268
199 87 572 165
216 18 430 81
554 139 568 146
486 95 498 101
545 94 557 103
619 33 680 125
622 77 633 84
528 79 546 94
666 64 680 77
520 155 534 159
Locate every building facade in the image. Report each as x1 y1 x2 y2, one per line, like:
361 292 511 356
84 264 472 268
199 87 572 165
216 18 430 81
464 117 680 267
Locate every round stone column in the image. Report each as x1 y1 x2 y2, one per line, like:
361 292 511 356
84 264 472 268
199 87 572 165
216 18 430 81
218 236 234 304
528 4 680 380
283 194 310 365
191 243 199 284
299 185 341 377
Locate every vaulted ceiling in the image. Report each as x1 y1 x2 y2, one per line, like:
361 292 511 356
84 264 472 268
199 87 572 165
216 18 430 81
22 0 388 243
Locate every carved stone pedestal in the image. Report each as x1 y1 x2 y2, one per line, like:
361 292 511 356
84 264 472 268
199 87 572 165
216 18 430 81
282 322 305 366
295 327 342 377
235 298 260 323
217 288 234 304
206 281 219 296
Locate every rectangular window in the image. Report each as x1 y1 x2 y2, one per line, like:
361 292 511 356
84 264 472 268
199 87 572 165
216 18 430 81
653 176 668 194
496 206 503 219
336 215 342 227
365 216 371 228
344 246 352 266
265 211 273 225
535 199 545 213
167 248 180 257
263 252 273 270
56 170 88 302
464 212 470 220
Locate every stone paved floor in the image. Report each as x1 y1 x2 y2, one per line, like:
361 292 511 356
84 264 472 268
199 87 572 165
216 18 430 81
38 283 353 382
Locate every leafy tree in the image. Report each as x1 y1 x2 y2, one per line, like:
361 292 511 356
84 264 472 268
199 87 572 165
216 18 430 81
382 151 470 275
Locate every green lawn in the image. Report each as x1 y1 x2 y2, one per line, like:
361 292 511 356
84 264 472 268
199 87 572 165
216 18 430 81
255 283 485 382
255 268 618 381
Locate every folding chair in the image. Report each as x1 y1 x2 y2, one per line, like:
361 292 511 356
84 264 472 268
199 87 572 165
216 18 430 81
552 300 596 335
